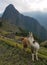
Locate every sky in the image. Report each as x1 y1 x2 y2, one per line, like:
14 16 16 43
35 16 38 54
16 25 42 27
0 0 47 13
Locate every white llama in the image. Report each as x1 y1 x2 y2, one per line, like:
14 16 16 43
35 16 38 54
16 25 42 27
28 32 40 61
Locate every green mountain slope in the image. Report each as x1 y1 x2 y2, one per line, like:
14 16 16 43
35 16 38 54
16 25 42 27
0 20 21 33
0 37 47 65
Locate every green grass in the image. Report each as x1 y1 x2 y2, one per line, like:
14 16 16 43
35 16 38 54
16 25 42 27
0 37 23 49
1 21 21 32
0 37 47 58
39 47 47 56
0 37 47 65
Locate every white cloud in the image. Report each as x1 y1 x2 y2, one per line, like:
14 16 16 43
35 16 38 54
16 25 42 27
0 0 11 13
0 0 47 13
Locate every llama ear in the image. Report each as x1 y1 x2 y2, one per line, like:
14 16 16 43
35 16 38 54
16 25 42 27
31 32 33 34
29 32 30 34
30 32 33 37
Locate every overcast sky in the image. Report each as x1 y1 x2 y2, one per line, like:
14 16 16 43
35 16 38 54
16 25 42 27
0 0 47 13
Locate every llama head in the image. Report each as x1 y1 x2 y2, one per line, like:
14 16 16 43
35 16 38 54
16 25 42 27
29 32 33 37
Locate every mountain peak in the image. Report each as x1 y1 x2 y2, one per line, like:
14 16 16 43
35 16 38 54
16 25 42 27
7 4 14 9
4 4 19 14
6 4 16 11
8 4 14 6
2 4 19 21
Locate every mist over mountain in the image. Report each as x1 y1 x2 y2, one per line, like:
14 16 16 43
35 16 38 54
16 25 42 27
2 4 47 41
23 11 47 30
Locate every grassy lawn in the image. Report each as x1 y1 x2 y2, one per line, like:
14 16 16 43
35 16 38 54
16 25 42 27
0 37 47 65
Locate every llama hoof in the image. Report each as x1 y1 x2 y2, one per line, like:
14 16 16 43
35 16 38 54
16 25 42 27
32 60 34 62
32 59 34 62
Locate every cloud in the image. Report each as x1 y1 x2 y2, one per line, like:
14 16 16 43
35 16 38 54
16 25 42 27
0 0 11 13
0 0 47 13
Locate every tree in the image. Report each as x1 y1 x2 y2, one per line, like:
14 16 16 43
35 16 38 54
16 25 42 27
0 22 2 27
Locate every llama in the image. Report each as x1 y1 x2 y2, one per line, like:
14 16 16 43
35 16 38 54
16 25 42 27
28 32 40 61
21 32 40 61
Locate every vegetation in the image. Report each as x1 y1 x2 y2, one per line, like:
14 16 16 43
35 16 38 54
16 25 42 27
33 34 43 43
40 41 47 48
0 20 21 33
0 37 47 65
0 22 2 27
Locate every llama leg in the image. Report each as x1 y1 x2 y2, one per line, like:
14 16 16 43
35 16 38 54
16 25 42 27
36 52 38 61
32 53 34 61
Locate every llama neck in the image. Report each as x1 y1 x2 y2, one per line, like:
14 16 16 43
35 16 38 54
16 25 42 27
30 36 34 42
28 36 34 45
